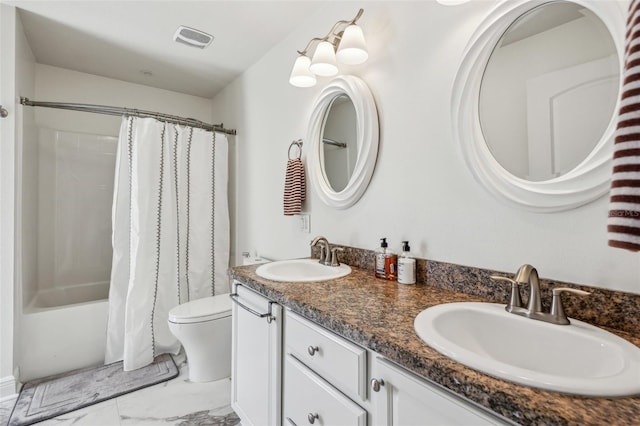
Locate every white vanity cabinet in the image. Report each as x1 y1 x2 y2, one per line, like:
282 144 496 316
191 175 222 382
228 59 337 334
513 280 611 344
371 357 510 426
230 282 282 426
231 280 513 426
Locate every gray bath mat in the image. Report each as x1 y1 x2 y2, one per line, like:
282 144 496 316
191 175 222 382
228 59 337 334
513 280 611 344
8 353 178 426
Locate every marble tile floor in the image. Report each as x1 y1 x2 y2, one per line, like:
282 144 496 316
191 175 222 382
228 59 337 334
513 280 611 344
0 354 239 426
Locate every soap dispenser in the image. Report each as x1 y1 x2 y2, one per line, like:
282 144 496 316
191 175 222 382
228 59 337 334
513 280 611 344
397 241 416 285
375 238 397 281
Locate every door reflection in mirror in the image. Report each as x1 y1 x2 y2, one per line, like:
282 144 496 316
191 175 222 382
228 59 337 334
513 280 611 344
479 1 619 181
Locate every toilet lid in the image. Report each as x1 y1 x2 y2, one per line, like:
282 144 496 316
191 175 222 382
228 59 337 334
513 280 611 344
168 294 231 324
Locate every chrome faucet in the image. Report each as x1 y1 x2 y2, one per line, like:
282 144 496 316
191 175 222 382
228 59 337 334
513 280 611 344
310 236 331 266
513 264 542 315
491 264 590 325
310 236 344 267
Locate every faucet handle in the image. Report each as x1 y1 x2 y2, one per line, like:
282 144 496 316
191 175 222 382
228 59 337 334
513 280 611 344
317 246 326 264
550 287 591 325
491 275 524 311
330 247 344 267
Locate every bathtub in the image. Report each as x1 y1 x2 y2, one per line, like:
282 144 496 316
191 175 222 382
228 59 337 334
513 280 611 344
20 281 110 381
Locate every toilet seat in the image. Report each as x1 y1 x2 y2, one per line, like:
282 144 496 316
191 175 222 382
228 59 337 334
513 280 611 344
168 294 231 324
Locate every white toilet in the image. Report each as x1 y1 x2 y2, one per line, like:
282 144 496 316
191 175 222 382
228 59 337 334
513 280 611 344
168 293 232 382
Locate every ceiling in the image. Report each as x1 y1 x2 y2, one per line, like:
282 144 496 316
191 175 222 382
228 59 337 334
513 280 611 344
6 0 327 98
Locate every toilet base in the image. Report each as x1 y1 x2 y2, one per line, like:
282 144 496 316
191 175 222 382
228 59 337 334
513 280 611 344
169 315 232 383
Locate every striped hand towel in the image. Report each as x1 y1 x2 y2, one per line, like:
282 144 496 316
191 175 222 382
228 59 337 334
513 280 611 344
608 0 640 251
283 158 306 216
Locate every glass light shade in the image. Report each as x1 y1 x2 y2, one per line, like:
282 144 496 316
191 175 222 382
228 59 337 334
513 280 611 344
310 41 338 77
336 25 368 65
289 55 317 87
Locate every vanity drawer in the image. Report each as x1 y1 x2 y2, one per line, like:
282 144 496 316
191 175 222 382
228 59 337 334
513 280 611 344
285 311 367 401
284 355 366 426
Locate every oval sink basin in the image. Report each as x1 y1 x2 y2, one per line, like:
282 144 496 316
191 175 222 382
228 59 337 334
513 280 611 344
414 302 640 397
255 259 351 282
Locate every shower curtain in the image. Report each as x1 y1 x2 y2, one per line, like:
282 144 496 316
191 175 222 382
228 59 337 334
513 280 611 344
105 116 229 371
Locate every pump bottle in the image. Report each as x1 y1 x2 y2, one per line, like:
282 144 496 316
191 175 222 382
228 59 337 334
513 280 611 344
375 238 397 281
397 241 416 285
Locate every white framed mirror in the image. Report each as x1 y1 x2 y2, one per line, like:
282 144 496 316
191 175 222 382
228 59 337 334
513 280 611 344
452 0 625 212
308 75 379 209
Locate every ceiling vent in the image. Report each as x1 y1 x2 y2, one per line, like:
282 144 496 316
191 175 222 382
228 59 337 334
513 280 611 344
173 26 213 49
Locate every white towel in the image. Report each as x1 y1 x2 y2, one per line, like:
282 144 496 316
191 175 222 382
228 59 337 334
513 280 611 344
608 0 640 251
283 158 306 216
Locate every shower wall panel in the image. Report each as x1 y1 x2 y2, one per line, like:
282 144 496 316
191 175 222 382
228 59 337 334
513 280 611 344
34 128 117 301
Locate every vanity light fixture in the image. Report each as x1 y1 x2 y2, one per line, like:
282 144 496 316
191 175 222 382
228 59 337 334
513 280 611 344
289 9 368 88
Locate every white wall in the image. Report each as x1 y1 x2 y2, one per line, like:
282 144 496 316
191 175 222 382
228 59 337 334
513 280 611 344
34 64 213 136
212 1 639 294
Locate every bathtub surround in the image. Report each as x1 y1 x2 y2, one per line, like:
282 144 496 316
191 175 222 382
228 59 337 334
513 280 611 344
105 117 230 371
8 354 178 426
31 129 117 305
18 127 115 382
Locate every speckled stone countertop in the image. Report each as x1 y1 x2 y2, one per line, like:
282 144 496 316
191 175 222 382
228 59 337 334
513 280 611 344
229 255 640 426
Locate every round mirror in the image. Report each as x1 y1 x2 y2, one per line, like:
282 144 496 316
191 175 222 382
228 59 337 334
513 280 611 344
452 0 624 211
308 76 379 209
480 1 618 182
321 95 357 192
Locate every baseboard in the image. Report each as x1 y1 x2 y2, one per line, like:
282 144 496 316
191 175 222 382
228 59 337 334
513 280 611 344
0 375 18 401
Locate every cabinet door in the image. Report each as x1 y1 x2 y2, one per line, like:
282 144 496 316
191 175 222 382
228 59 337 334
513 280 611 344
284 355 367 426
372 357 508 426
231 282 282 426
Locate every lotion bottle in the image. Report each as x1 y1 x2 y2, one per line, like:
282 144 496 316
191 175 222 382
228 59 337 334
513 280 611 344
397 241 416 285
375 238 397 281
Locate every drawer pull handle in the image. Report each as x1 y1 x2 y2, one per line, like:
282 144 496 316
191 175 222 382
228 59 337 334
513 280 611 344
307 413 319 424
307 345 319 356
371 378 385 392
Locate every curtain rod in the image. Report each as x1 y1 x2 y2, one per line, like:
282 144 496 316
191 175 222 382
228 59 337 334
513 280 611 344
20 97 237 136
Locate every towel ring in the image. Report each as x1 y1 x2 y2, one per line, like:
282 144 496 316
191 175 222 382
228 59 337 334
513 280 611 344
288 139 303 159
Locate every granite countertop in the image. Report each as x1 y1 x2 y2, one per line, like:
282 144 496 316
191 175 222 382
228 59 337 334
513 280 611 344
229 263 640 426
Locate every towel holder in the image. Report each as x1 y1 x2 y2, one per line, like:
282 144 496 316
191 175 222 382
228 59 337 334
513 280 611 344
288 139 303 159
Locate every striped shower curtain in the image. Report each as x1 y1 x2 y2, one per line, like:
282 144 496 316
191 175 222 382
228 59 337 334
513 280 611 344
105 116 229 371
